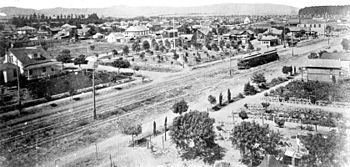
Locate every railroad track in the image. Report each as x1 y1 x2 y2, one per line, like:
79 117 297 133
0 38 338 157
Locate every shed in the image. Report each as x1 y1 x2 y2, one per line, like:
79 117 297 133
304 59 342 83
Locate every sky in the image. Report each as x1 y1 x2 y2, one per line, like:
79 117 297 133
0 0 349 9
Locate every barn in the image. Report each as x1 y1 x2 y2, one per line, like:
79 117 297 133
303 59 342 83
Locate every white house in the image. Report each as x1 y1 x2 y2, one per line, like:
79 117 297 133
244 17 251 24
106 32 125 43
125 26 150 37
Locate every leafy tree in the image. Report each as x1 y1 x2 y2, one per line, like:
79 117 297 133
122 45 129 55
211 43 220 52
112 58 131 73
153 121 157 136
142 40 150 51
132 65 140 75
230 121 283 167
341 38 349 51
170 111 224 164
274 118 285 128
218 93 223 106
251 72 266 85
73 54 88 68
165 39 171 49
159 45 166 53
89 45 95 51
227 89 231 103
219 40 225 50
112 49 118 56
247 40 254 50
121 122 142 147
132 41 141 53
239 110 249 120
151 38 157 48
243 82 257 96
301 132 346 167
154 42 159 51
56 49 72 64
172 99 189 115
208 95 217 107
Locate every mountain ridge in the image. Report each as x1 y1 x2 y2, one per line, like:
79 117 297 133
0 3 299 17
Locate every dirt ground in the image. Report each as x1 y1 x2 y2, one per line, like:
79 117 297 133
9 33 350 167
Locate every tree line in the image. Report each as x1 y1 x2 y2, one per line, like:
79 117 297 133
299 5 350 17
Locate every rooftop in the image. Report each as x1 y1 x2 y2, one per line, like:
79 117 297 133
305 59 342 69
125 26 149 32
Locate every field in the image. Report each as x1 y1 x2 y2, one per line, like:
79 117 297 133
48 40 126 58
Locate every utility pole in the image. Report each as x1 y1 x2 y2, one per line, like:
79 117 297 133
291 31 294 56
92 56 97 119
16 59 21 111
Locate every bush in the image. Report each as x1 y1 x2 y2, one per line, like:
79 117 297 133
274 118 285 128
243 82 257 95
239 110 249 120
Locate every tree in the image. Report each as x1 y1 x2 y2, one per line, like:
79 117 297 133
112 58 131 73
121 122 142 147
112 49 118 56
132 65 140 75
172 99 189 115
56 49 72 66
73 54 88 68
123 45 129 55
274 118 285 128
239 110 249 120
170 111 223 164
227 89 232 103
164 117 168 141
247 40 254 50
341 38 349 51
219 40 225 50
211 43 220 52
142 40 150 51
208 95 217 107
151 38 157 48
301 132 346 167
165 39 171 49
261 102 270 124
132 41 141 53
243 82 257 96
230 121 283 167
218 93 223 106
251 72 266 85
89 45 95 51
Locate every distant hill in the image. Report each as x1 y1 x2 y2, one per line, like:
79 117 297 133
0 3 298 17
299 5 350 16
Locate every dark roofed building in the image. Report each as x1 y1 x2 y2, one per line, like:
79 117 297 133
4 46 62 80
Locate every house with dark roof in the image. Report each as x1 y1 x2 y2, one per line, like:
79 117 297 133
319 52 350 76
4 46 62 80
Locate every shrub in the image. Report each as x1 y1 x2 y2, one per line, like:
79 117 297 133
239 110 249 120
243 82 257 95
274 118 285 128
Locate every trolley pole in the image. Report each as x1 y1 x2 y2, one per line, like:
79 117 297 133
93 68 97 119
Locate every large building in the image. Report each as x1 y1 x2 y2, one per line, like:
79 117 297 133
125 26 150 37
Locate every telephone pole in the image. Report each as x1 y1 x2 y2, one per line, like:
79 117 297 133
16 60 21 111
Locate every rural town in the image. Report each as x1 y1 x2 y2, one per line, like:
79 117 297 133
0 1 350 167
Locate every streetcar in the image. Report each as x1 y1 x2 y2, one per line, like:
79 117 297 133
237 49 279 69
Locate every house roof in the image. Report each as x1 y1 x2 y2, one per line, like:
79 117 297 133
17 26 36 31
24 61 60 70
288 19 300 24
288 27 310 32
107 32 124 38
125 26 149 32
9 46 52 67
320 52 350 61
305 59 342 69
260 35 279 41
263 28 283 35
198 28 210 35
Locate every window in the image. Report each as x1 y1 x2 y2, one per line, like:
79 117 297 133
13 69 17 77
51 68 55 72
42 67 46 73
29 69 33 75
319 24 321 28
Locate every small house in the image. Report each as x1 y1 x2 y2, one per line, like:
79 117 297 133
303 59 342 83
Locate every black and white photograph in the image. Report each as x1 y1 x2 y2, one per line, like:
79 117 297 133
0 0 350 166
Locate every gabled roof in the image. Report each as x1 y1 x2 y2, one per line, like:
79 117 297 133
305 59 342 69
198 28 210 36
17 26 36 31
9 46 52 67
263 28 283 35
125 26 149 32
288 27 310 32
260 35 279 41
